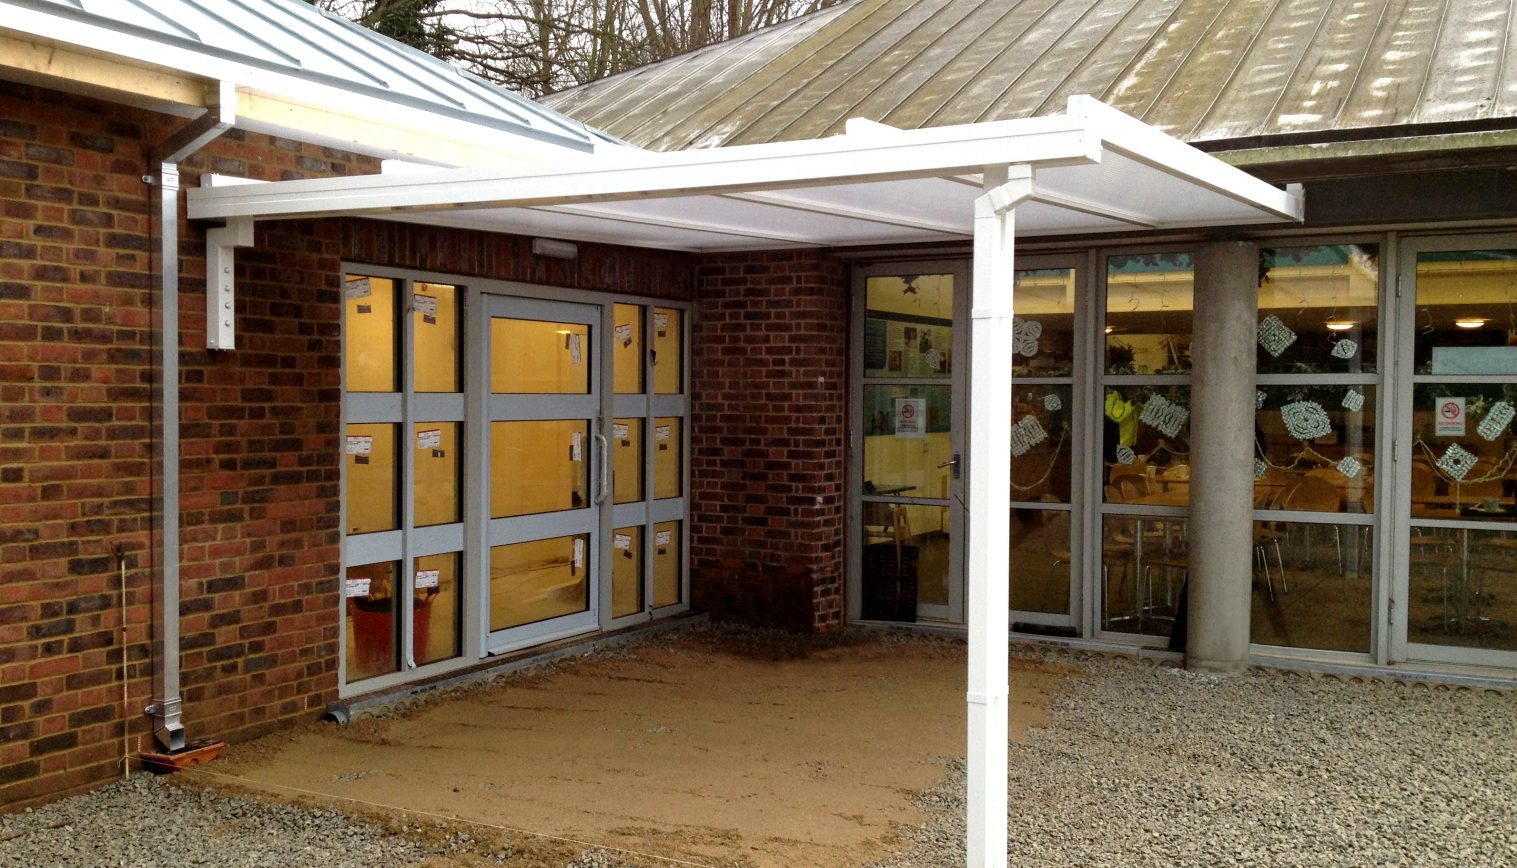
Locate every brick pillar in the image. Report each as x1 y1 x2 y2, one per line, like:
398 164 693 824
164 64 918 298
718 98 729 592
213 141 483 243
691 251 849 632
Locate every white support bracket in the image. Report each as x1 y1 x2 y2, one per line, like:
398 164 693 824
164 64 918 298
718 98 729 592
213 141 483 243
205 219 254 350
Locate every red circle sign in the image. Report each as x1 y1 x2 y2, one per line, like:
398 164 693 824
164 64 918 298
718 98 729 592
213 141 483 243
901 403 916 419
1441 401 1461 420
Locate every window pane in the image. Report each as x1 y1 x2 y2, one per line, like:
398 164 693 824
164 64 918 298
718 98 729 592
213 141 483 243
1414 249 1517 374
653 307 683 394
612 526 643 618
1258 245 1378 374
1011 384 1072 502
413 282 460 392
1409 384 1517 518
489 535 589 631
346 423 397 534
1255 386 1375 514
1105 252 1193 374
414 422 460 527
861 502 949 618
345 561 398 682
1250 521 1371 653
612 418 644 504
1102 385 1191 507
614 303 644 395
1406 525 1517 653
653 417 682 500
491 420 590 517
652 520 681 608
863 385 952 499
413 552 461 666
1100 515 1186 637
1013 268 1074 376
491 318 590 394
344 275 396 392
1011 508 1070 615
864 274 954 378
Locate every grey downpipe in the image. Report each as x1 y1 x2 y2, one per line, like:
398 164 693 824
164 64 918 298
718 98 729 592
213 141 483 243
145 82 236 752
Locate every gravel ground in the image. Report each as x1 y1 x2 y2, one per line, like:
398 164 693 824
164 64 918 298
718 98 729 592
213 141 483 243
874 652 1517 868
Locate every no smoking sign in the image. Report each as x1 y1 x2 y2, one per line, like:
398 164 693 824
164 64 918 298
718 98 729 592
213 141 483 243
1436 397 1465 437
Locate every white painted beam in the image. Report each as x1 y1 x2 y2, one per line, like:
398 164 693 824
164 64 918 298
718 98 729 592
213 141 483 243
205 219 255 350
722 190 971 236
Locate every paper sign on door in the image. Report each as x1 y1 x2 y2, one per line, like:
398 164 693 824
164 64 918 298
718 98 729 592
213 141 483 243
345 578 371 598
1436 397 1466 437
895 397 925 439
414 569 439 590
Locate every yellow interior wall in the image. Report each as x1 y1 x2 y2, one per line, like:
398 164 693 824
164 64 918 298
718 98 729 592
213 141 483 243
345 276 396 392
653 308 683 394
413 422 460 527
414 552 460 666
489 535 587 630
653 417 682 500
612 526 643 618
491 319 590 394
652 521 681 608
346 423 397 534
413 282 459 393
614 304 644 395
491 420 588 516
612 419 644 504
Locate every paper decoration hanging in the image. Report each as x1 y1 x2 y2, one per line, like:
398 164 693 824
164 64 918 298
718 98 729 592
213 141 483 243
1330 338 1358 360
1116 445 1137 465
1281 401 1332 440
1253 458 1267 479
1009 415 1048 457
1256 390 1266 410
1012 316 1043 357
1437 443 1477 481
1336 456 1363 480
1139 394 1188 438
1478 401 1515 441
1256 315 1296 357
1341 389 1365 413
1043 393 1062 412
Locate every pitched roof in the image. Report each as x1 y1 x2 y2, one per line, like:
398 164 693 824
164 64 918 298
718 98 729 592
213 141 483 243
543 0 1517 153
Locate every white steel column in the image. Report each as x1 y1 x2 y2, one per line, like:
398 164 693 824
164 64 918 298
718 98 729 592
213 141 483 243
967 164 1032 868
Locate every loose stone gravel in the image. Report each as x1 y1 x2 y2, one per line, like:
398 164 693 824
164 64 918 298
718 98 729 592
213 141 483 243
874 652 1517 868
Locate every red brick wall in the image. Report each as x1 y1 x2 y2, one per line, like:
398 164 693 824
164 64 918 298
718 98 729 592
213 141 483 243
0 80 379 805
690 251 849 632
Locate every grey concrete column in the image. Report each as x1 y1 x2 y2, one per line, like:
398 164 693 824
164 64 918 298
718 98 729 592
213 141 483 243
1186 240 1259 672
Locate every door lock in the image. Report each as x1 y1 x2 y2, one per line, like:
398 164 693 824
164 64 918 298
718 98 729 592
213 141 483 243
938 453 961 479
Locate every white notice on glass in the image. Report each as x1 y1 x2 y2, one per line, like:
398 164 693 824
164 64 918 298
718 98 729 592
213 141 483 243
344 578 371 598
345 435 372 455
414 569 439 590
417 428 441 449
895 397 925 439
413 293 437 316
655 530 672 546
344 278 371 300
613 533 631 550
568 333 583 365
573 538 585 569
654 312 670 331
655 425 671 441
612 423 630 440
615 323 633 346
570 431 583 461
1435 397 1466 437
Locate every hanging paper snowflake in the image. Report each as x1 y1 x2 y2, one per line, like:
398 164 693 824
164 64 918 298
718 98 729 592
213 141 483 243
1043 393 1062 412
1330 338 1359 360
1256 390 1267 410
1436 443 1478 481
1139 394 1188 438
1341 389 1365 413
1256 315 1297 357
1253 458 1268 479
1009 415 1048 457
1116 445 1136 466
1477 401 1515 441
1336 456 1363 480
1281 401 1332 440
1012 317 1043 357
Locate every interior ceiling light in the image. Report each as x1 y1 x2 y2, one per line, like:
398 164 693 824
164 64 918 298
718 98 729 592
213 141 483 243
1324 319 1356 331
1103 325 1115 334
1455 317 1488 329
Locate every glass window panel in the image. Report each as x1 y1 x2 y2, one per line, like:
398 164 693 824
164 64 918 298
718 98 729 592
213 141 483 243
1406 525 1517 653
611 526 643 618
1013 268 1074 376
346 423 397 534
1010 508 1070 615
1011 384 1072 502
653 307 683 394
1250 521 1371 653
344 275 397 392
491 420 590 517
1255 386 1375 514
413 282 460 392
864 274 953 378
1413 249 1517 374
413 552 461 666
863 385 952 499
652 520 682 608
653 417 682 500
489 535 589 631
1101 385 1191 506
614 304 645 395
491 318 590 394
612 418 644 504
1100 515 1187 636
345 561 398 682
1408 384 1517 518
414 422 461 527
1105 252 1193 374
1257 245 1379 374
860 503 950 618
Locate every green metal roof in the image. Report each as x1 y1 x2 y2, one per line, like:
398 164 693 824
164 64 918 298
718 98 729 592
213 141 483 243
543 0 1517 153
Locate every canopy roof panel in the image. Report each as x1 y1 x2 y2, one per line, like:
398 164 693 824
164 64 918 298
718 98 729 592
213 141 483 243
189 97 1302 253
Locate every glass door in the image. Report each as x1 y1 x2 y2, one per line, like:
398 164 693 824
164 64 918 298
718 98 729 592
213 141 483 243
482 295 604 651
1393 236 1517 668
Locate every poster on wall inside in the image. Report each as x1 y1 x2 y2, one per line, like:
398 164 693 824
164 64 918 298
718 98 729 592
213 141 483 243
413 293 437 324
414 569 439 590
417 429 441 450
895 397 925 439
1435 397 1466 437
344 577 371 598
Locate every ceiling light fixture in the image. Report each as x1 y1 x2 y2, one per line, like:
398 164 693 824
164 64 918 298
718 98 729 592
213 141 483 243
1324 319 1355 331
1455 317 1488 329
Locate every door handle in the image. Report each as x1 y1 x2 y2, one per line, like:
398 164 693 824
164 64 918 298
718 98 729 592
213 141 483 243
938 453 961 479
594 431 611 504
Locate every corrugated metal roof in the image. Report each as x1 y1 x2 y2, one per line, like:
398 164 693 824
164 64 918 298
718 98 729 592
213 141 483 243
543 0 1517 152
4 0 610 152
